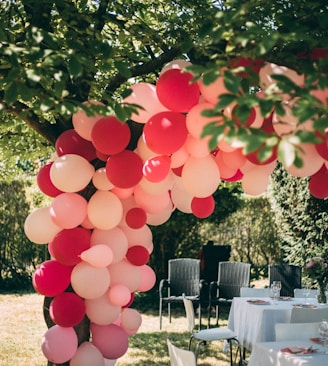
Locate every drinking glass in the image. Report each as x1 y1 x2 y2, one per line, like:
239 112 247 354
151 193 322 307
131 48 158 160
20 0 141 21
319 319 328 354
271 281 281 304
302 284 310 303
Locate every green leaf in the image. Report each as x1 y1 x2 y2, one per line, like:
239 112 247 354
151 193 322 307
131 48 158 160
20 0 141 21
223 70 240 94
278 139 295 167
215 94 237 110
4 82 18 104
68 55 83 77
114 61 132 78
114 104 127 122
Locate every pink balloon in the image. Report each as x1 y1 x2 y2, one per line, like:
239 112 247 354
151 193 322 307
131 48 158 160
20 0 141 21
92 167 115 191
32 260 73 297
125 207 147 229
108 259 141 292
91 323 129 359
50 154 95 193
24 206 62 244
137 265 156 292
108 284 132 307
91 227 128 264
191 196 215 218
221 148 246 170
50 192 88 229
139 173 174 195
126 245 150 266
106 150 144 188
121 224 153 251
185 135 211 157
171 145 189 168
156 69 200 112
120 308 142 331
87 190 123 230
91 117 131 155
170 181 193 213
186 102 218 138
146 203 173 226
55 129 97 161
242 168 270 196
72 100 104 141
143 155 171 183
214 151 238 180
309 165 328 199
42 325 78 364
199 68 229 104
71 262 110 299
49 227 91 266
37 162 63 197
70 342 105 366
123 83 169 123
50 292 85 327
133 185 171 214
143 111 188 155
85 293 121 325
80 245 114 268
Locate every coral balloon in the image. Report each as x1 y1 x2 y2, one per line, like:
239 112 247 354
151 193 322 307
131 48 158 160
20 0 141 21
108 284 132 307
50 192 88 229
32 260 73 297
92 167 115 191
85 293 121 325
49 292 85 327
123 83 168 123
80 245 113 268
120 308 142 331
91 117 131 155
134 185 171 214
37 162 63 197
191 196 215 218
71 262 110 299
24 206 62 244
143 155 171 183
91 323 129 360
50 154 95 193
106 150 144 188
242 169 270 196
72 100 104 141
49 227 91 266
143 111 188 155
186 102 220 138
87 190 123 230
108 259 141 292
199 68 229 104
121 224 153 251
70 342 105 366
125 207 147 229
126 245 150 266
137 265 156 292
55 129 97 161
156 68 200 112
42 326 78 364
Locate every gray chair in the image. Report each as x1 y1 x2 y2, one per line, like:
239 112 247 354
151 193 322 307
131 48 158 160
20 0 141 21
268 264 302 297
208 261 251 327
167 338 197 366
290 306 328 323
159 258 205 329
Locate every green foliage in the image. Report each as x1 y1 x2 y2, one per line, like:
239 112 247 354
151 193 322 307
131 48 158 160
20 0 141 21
269 164 328 268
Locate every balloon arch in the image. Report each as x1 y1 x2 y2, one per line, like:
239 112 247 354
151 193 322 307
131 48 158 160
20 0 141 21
24 59 328 365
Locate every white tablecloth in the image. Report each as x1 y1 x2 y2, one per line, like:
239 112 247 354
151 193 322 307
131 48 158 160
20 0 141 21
227 297 326 351
248 340 328 366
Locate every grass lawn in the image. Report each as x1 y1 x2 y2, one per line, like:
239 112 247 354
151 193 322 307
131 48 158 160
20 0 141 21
0 292 234 366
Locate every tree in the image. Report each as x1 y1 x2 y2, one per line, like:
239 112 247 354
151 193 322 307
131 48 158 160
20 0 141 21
0 1 327 365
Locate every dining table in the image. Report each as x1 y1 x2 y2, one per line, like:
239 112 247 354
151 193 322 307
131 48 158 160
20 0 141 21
248 339 328 366
227 296 328 351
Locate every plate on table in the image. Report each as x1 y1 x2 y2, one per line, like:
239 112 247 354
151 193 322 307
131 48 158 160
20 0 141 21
310 337 324 344
281 346 317 354
292 303 317 309
246 299 270 305
280 296 292 301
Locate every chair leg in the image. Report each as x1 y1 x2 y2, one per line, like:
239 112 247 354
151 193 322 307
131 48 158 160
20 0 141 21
168 302 171 323
215 304 219 326
198 303 202 330
159 299 163 330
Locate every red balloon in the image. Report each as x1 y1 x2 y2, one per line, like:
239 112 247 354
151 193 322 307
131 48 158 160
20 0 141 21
125 207 147 229
50 292 86 327
309 165 328 199
315 132 328 160
126 245 150 266
245 145 278 165
91 117 131 155
32 260 73 297
123 292 135 308
49 227 92 266
191 196 215 218
143 111 188 155
224 169 244 182
232 105 257 127
37 162 63 197
156 69 200 112
55 129 97 161
143 155 171 183
229 57 264 77
106 150 143 188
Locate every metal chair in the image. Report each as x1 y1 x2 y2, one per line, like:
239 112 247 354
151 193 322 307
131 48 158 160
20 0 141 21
167 338 197 366
275 322 320 341
290 306 328 323
240 287 271 297
293 288 318 298
208 261 251 327
183 296 241 365
159 258 205 329
268 264 302 297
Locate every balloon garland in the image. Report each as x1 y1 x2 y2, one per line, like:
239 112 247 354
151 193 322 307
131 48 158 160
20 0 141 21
24 58 328 365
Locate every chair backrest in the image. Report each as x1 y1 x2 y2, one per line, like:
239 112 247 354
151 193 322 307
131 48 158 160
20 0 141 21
275 322 320 341
293 288 318 298
290 306 328 323
268 264 302 297
199 243 231 283
183 295 196 333
168 259 201 297
217 262 251 299
167 338 197 366
240 287 271 297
